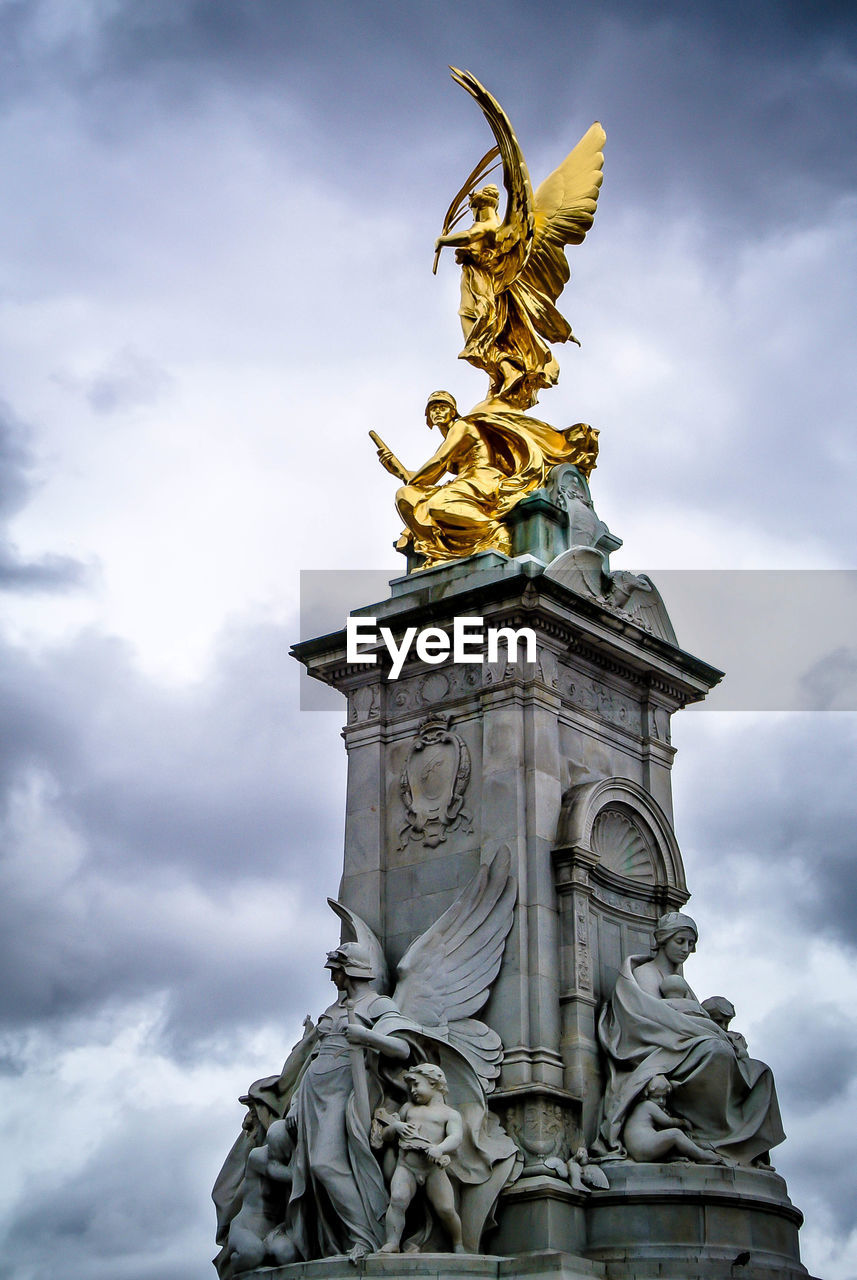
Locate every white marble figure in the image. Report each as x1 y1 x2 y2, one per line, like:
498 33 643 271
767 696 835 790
375 1064 466 1255
622 1075 725 1165
544 1145 610 1191
212 850 518 1268
596 912 785 1166
225 1119 295 1274
701 996 750 1056
659 973 711 1018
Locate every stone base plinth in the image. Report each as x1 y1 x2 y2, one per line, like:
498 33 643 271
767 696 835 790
585 1162 813 1280
247 1250 604 1280
489 1174 588 1255
240 1164 818 1280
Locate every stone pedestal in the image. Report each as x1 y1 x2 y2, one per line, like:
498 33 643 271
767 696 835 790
294 557 712 1157
252 1252 605 1280
586 1163 808 1280
290 553 815 1279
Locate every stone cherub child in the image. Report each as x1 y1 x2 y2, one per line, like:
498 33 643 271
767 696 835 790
623 1075 726 1165
701 995 750 1057
373 1063 466 1255
545 1145 610 1191
660 973 710 1018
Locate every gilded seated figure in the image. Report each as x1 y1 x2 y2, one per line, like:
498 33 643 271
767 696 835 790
375 390 597 569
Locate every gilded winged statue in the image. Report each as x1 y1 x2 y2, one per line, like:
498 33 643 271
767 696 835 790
372 70 605 570
213 852 520 1267
435 68 605 409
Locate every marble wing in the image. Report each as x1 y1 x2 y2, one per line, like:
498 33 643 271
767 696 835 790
518 123 606 323
449 67 535 289
392 848 516 1090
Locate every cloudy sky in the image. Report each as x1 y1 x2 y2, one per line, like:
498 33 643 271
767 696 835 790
1 2 855 1277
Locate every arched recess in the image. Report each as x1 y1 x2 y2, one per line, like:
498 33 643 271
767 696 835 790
551 777 691 1139
556 777 687 900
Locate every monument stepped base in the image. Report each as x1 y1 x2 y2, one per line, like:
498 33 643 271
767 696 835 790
245 1163 817 1280
586 1162 810 1280
247 1251 604 1279
487 1165 814 1280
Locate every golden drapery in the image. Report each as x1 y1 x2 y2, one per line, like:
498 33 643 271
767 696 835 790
395 403 598 568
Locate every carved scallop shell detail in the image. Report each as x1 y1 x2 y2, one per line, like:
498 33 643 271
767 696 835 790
591 808 654 882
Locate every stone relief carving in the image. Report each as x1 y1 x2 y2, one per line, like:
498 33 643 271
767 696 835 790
398 712 473 849
544 1146 610 1191
503 1096 571 1172
212 852 519 1268
544 521 679 644
349 683 380 725
646 704 671 743
389 665 481 717
591 808 655 884
574 903 593 992
537 645 559 689
565 672 635 731
595 912 785 1168
590 884 652 916
482 651 508 685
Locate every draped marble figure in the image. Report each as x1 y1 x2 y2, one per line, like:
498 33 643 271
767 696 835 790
596 912 785 1166
212 852 519 1271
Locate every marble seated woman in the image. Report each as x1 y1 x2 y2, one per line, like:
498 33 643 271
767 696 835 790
596 912 785 1166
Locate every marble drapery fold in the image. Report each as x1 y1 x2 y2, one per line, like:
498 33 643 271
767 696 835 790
596 955 785 1166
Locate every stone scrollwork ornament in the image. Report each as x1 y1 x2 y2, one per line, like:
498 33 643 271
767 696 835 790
504 1096 568 1173
398 712 473 849
212 851 519 1269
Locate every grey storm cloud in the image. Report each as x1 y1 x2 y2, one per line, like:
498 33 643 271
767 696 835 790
0 4 855 1279
673 712 857 949
0 619 345 1051
759 1001 857 1114
2 0 854 221
4 1103 222 1280
0 403 90 592
53 347 176 416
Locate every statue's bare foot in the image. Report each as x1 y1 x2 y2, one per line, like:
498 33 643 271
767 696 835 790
378 1243 400 1254
453 1243 468 1254
347 1243 370 1264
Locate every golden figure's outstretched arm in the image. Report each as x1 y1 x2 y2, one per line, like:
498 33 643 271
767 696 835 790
448 67 534 287
369 430 411 483
433 142 500 274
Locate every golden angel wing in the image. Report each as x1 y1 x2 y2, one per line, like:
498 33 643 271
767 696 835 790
520 122 606 307
449 67 534 286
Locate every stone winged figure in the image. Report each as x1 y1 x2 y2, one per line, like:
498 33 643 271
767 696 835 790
212 850 519 1271
434 68 605 410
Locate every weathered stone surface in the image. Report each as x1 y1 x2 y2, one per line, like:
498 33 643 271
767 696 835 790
584 1163 813 1280
244 1248 606 1279
281 560 813 1276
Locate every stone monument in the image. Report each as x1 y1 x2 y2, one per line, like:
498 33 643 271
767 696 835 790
213 69 817 1280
